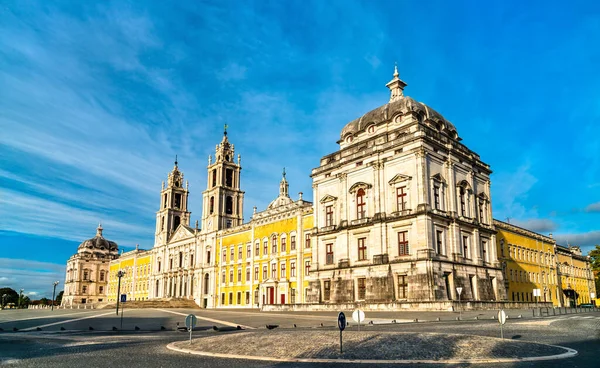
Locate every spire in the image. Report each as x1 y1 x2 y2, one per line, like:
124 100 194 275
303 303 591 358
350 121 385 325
224 123 228 136
279 167 289 198
174 154 178 167
96 223 103 237
386 62 407 102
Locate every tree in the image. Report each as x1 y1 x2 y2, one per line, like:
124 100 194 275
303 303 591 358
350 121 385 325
55 291 64 305
0 288 19 307
39 297 50 305
589 245 600 299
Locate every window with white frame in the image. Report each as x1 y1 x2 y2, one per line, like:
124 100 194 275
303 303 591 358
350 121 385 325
280 262 286 278
436 229 444 254
325 205 334 226
290 261 296 277
398 231 409 256
357 188 366 219
396 186 407 212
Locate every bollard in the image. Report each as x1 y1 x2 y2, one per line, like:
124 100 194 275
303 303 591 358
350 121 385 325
474 316 478 320
436 317 440 321
533 309 536 317
413 318 418 323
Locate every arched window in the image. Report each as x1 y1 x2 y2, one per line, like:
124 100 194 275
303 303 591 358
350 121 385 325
83 270 89 280
225 196 233 214
459 186 467 217
161 216 165 230
99 270 105 281
209 196 215 214
357 188 366 219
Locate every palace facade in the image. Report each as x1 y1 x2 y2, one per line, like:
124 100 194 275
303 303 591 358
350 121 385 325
63 67 596 309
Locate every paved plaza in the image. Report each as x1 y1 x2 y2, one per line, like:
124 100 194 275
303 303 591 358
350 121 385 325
1 307 599 367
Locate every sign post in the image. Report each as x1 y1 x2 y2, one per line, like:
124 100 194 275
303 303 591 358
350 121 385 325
352 309 365 331
498 309 507 339
533 289 540 305
185 314 197 344
337 312 346 354
120 294 126 330
456 287 463 320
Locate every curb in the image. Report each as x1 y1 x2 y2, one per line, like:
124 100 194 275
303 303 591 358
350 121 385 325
166 340 578 364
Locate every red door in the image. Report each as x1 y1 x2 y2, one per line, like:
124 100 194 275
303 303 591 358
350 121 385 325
268 287 274 304
281 294 285 304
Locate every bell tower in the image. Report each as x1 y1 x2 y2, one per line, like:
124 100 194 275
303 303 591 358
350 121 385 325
202 126 244 232
155 156 191 245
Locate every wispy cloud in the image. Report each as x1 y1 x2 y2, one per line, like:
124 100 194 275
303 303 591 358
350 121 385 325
584 202 600 213
0 258 65 298
513 219 558 234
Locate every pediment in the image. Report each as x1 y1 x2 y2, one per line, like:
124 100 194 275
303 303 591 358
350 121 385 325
431 173 446 183
320 194 338 203
169 225 195 243
388 174 412 185
349 181 373 193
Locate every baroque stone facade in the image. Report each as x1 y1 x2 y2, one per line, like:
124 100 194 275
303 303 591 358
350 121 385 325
62 225 119 306
307 67 505 304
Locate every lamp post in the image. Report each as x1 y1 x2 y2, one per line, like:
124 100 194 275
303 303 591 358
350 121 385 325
51 281 60 311
116 270 125 315
1 294 7 309
19 289 24 309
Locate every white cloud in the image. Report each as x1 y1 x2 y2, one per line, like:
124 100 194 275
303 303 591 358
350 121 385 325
0 258 66 299
584 202 600 213
513 218 558 234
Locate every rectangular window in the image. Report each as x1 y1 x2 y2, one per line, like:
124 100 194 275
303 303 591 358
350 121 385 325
190 254 194 267
305 234 311 248
99 286 104 294
357 278 366 300
396 186 407 211
255 242 259 257
398 231 409 256
230 247 234 261
462 236 470 258
225 169 233 187
398 275 408 299
246 268 250 282
436 230 443 254
290 261 296 277
291 288 296 304
228 292 233 305
272 236 277 253
221 293 225 305
262 265 267 280
254 266 259 280
291 235 296 250
305 260 310 276
229 270 234 283
238 246 242 260
82 285 87 293
212 169 217 187
237 291 241 305
481 240 488 262
245 291 250 305
459 187 467 217
358 237 367 261
479 200 485 223
280 262 286 278
323 280 331 301
247 245 251 258
325 205 334 226
433 185 440 210
263 240 268 256
281 237 286 252
254 290 259 305
326 243 334 265
271 263 277 278
222 272 226 283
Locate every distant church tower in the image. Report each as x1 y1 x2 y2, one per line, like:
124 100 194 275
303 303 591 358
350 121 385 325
155 157 191 245
202 126 244 231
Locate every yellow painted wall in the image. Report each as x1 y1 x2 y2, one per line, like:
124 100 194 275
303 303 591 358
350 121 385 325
107 251 152 302
217 209 314 307
557 250 593 306
495 224 560 306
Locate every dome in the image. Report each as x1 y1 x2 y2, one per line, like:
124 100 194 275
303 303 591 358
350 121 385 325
340 96 458 141
77 225 118 253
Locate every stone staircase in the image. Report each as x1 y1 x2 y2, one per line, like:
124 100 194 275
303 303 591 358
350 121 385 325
96 298 199 310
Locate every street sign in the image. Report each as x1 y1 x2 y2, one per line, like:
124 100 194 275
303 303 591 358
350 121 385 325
338 312 346 331
498 309 506 339
498 310 507 325
120 294 127 303
352 309 365 323
456 287 463 295
185 314 197 330
186 314 197 344
591 293 596 299
337 312 346 354
533 289 540 297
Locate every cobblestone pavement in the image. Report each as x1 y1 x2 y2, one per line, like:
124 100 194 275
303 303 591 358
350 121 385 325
173 330 567 361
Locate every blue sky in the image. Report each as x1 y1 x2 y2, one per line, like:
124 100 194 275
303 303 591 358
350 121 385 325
1 0 599 298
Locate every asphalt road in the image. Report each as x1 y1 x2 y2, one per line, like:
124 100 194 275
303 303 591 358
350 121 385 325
1 308 599 367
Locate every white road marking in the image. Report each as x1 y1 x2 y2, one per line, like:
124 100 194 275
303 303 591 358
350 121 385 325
0 310 98 325
155 308 255 329
21 311 115 331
